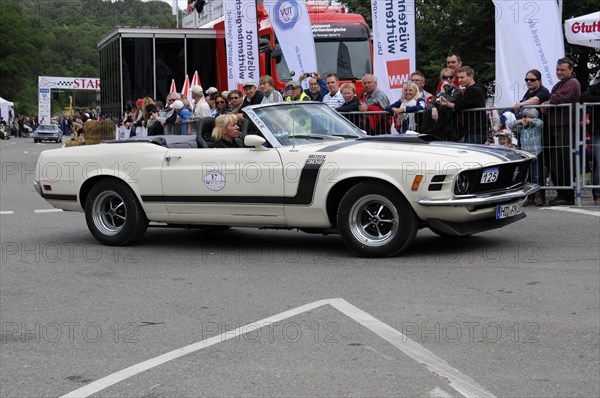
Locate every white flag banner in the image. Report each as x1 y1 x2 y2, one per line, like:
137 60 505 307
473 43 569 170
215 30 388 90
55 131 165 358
492 0 565 107
223 0 259 90
263 0 317 77
370 0 417 103
172 0 178 16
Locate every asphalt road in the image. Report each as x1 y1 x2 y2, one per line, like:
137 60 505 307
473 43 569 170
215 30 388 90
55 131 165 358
1 137 599 397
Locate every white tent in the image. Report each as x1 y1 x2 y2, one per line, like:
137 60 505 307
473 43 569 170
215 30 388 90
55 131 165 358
564 11 600 48
0 97 14 122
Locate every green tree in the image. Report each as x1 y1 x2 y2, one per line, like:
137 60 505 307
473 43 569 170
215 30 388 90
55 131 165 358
1 0 176 116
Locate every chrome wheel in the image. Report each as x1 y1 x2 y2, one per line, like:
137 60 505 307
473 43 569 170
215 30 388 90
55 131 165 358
348 194 399 247
85 180 148 246
337 182 418 257
91 190 127 236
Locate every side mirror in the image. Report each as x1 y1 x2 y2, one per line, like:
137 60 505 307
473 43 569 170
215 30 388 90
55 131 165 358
244 135 268 150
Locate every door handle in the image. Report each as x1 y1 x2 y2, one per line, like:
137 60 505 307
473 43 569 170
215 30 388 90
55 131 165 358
165 155 181 165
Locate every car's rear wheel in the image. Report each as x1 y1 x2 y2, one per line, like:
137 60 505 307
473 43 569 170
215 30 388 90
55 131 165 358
85 180 148 246
337 182 417 257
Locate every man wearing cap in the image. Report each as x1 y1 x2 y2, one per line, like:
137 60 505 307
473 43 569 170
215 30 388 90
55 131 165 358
241 80 264 109
191 85 211 118
206 87 219 96
284 81 310 102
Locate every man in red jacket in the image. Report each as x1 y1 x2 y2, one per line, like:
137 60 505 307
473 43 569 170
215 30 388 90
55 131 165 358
543 57 581 206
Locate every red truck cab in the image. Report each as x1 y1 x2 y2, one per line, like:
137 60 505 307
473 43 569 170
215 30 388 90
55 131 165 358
212 3 372 95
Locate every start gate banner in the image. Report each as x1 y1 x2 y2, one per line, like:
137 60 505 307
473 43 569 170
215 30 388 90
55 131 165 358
263 0 317 77
492 0 564 107
223 0 260 90
370 0 416 102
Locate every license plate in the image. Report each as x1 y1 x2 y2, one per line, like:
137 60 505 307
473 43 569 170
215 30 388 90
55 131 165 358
481 167 499 183
496 201 524 220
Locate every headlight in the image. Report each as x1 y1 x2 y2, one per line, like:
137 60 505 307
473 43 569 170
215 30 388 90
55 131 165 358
455 173 470 194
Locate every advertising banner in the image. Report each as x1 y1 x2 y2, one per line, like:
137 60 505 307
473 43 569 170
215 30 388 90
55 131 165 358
493 0 565 107
223 0 259 90
564 11 600 48
263 0 317 77
370 0 416 102
37 76 100 124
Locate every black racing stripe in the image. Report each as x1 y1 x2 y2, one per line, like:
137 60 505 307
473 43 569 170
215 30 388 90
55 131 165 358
317 140 363 152
42 193 77 201
430 142 527 162
143 195 281 204
142 161 323 206
284 162 321 205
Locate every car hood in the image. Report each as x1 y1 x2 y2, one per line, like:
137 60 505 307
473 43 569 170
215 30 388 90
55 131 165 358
302 135 533 163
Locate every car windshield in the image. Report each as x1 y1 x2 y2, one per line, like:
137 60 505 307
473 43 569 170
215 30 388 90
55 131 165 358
37 125 57 131
252 103 365 146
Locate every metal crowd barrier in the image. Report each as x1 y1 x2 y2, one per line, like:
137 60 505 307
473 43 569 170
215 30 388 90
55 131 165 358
164 121 197 136
337 111 396 135
581 102 600 202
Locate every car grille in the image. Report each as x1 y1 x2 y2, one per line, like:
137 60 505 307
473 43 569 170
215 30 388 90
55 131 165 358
454 160 532 195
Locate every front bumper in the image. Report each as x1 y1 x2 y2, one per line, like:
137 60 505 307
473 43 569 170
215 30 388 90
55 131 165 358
417 183 539 207
33 134 60 140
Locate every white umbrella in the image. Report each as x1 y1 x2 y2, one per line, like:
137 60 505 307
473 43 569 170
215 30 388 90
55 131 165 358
564 11 600 48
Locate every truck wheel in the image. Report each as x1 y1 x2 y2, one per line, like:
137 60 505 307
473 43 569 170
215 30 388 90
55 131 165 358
85 180 148 246
337 181 417 258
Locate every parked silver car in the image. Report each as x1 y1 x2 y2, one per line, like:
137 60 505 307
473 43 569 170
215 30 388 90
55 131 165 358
33 124 62 143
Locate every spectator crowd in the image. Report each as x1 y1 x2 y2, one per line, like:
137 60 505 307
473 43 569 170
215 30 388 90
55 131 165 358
116 53 599 206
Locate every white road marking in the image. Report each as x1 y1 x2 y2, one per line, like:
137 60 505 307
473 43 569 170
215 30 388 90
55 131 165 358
364 345 395 361
60 298 494 398
539 207 600 217
429 386 454 398
0 211 14 215
329 299 495 398
34 209 63 213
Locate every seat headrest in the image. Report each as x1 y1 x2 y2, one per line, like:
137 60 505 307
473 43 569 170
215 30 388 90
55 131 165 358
196 116 215 148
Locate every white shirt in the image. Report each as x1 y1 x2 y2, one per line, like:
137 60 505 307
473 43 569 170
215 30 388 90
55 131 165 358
193 98 211 118
323 90 344 108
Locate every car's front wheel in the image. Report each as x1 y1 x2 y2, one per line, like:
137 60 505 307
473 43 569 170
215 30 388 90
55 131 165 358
85 179 148 246
337 182 418 257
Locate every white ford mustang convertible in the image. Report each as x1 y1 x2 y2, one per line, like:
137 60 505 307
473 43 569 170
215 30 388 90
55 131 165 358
34 102 538 257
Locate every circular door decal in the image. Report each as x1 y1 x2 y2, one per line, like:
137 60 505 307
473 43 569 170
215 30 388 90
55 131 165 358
204 170 226 191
